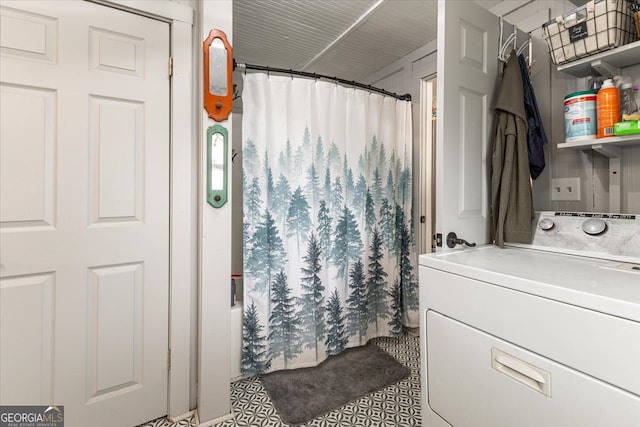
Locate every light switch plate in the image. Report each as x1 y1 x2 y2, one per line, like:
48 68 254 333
551 177 581 201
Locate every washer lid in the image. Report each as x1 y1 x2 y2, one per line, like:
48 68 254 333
419 245 640 322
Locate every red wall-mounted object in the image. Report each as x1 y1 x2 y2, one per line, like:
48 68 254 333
203 29 233 122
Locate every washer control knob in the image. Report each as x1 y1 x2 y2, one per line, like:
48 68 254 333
539 218 555 231
582 218 607 235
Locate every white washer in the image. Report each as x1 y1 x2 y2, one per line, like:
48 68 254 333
418 212 640 427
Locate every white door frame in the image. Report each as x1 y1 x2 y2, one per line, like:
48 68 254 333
419 76 436 255
92 0 196 421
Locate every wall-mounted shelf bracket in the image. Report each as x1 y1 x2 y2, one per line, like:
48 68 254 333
591 143 621 158
558 136 638 212
590 145 622 212
609 157 621 212
589 59 619 78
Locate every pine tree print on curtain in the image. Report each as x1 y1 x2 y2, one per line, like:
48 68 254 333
241 73 418 375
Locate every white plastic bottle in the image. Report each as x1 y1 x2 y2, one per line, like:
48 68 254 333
620 83 635 117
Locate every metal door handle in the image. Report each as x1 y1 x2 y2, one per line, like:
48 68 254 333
446 232 476 248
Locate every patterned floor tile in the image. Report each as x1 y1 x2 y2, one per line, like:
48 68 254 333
138 334 421 427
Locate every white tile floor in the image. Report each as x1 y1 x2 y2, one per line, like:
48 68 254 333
139 334 421 427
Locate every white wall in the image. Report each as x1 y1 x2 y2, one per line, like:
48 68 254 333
198 0 233 425
231 108 244 292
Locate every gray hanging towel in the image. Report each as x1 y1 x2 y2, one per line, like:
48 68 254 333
490 52 533 247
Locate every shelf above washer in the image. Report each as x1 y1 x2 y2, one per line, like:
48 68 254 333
556 41 640 78
557 134 640 158
554 40 640 213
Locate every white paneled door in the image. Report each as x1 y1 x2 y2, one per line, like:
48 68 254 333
435 0 500 249
0 1 170 426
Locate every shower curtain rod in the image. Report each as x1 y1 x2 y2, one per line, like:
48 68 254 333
234 61 411 101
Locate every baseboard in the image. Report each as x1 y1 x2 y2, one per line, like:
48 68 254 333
403 326 420 336
168 409 195 423
195 409 235 427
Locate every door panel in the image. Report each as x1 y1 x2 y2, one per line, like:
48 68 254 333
0 84 56 228
436 0 500 249
86 262 144 403
0 273 55 404
89 96 144 223
0 2 169 426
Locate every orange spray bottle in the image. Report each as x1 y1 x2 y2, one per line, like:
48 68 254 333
596 79 620 138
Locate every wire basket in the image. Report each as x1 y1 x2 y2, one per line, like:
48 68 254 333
542 0 639 65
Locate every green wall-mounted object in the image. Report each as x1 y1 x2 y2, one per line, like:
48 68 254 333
207 124 228 208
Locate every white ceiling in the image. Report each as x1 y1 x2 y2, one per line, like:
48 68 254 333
232 0 540 82
233 0 437 81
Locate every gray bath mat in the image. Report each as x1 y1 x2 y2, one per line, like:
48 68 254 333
260 341 410 425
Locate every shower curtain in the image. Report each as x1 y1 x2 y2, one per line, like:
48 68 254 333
241 72 418 375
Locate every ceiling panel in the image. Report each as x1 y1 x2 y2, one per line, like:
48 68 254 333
233 0 379 71
233 0 530 82
328 0 437 79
